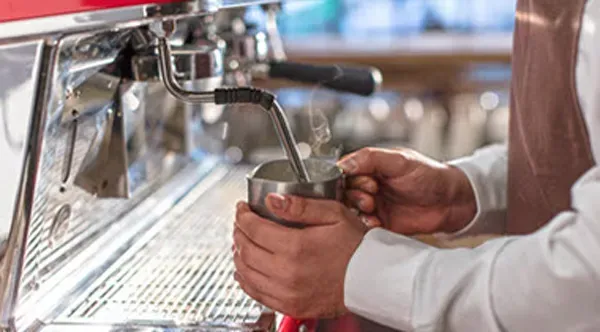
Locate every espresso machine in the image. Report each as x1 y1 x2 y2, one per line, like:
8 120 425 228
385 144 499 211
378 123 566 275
0 1 382 331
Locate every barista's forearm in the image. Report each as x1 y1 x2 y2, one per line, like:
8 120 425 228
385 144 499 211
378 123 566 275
346 166 600 331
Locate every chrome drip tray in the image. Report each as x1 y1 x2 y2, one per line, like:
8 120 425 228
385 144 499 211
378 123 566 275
53 166 274 331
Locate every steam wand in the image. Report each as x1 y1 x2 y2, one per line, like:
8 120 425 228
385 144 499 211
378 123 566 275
156 36 311 183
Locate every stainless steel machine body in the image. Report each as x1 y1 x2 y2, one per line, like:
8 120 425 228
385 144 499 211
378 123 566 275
0 1 382 331
0 2 288 331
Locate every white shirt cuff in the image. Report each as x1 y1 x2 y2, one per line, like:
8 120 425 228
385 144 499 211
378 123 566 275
445 145 508 237
344 228 435 330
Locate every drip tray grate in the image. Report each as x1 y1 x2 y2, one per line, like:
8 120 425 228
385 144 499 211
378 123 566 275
58 166 271 330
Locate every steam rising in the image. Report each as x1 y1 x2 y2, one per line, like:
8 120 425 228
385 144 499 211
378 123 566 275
305 65 343 164
307 94 332 153
291 66 344 177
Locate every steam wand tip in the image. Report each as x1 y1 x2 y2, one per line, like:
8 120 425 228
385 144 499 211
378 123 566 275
214 88 311 183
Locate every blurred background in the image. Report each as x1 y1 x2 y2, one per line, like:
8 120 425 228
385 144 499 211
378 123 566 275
236 0 516 163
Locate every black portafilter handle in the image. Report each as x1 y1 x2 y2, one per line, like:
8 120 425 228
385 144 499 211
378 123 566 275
268 61 382 97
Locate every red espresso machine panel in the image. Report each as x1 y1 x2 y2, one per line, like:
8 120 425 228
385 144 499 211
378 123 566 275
0 0 186 22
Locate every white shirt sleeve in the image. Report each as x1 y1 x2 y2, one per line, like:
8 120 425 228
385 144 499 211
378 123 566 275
446 144 508 236
344 166 600 332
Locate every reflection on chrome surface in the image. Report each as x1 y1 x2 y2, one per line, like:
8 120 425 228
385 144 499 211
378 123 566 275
0 41 42 243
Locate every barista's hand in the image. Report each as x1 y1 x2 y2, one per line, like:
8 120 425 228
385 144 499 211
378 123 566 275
232 196 368 319
339 147 477 235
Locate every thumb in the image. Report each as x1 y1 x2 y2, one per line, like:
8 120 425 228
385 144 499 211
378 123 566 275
265 194 348 226
337 148 407 177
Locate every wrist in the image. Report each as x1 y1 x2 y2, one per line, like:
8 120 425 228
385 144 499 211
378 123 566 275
441 166 477 233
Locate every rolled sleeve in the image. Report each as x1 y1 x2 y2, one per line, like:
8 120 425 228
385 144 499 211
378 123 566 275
447 144 508 236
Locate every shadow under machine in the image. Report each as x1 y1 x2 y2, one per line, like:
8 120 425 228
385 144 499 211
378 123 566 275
0 0 382 331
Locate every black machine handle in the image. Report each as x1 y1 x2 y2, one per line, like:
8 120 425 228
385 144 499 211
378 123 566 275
268 61 382 97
